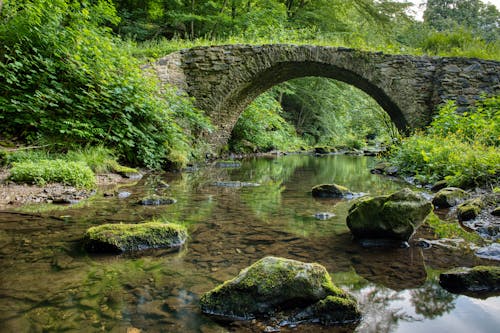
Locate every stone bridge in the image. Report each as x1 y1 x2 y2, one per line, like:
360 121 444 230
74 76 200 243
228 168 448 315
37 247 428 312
150 44 500 149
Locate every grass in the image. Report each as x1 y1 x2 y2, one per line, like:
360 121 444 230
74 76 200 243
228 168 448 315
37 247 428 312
9 160 96 189
4 146 138 188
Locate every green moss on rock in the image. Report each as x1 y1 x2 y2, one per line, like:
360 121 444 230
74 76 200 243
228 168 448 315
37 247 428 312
137 195 177 205
200 256 359 323
346 188 433 241
439 266 500 293
84 222 188 253
432 187 469 208
312 184 352 198
457 197 484 221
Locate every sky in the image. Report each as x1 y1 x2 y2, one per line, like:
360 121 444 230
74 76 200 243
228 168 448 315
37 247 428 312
402 0 500 20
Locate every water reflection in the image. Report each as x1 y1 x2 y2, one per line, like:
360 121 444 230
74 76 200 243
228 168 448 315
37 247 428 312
0 155 499 332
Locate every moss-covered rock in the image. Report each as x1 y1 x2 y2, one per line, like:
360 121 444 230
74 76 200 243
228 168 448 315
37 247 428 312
312 184 352 198
439 266 500 293
370 162 398 176
294 295 361 325
137 195 177 205
457 197 484 221
432 187 469 208
346 188 433 242
200 256 360 324
84 222 188 253
430 180 448 192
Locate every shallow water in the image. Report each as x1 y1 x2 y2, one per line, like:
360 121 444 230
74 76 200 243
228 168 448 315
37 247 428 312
0 154 498 333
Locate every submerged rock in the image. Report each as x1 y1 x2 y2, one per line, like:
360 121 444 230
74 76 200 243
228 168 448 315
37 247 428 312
84 222 187 253
432 187 469 208
457 197 484 221
137 195 177 205
346 188 433 242
439 266 500 293
312 184 352 198
200 256 360 325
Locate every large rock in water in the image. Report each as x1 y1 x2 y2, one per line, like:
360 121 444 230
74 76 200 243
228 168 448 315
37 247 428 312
439 266 500 293
84 222 188 253
432 187 469 208
346 188 433 242
200 256 360 325
312 184 352 198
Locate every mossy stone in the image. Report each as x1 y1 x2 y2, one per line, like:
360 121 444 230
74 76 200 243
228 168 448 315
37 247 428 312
84 222 188 253
200 256 358 322
439 266 500 293
312 184 352 198
432 187 469 208
137 195 177 205
346 188 433 241
492 206 500 216
297 295 361 325
457 197 484 221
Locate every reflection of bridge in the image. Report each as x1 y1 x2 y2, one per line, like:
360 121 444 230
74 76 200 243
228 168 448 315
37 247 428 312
151 44 500 149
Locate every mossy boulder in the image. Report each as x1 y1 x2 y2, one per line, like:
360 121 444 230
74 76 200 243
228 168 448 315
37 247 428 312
439 266 500 293
137 195 177 205
312 184 352 198
200 256 360 324
346 188 433 242
457 197 484 221
370 162 398 176
84 222 188 253
432 187 469 208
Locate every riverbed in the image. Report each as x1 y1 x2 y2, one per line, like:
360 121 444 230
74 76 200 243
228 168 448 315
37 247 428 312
0 154 498 332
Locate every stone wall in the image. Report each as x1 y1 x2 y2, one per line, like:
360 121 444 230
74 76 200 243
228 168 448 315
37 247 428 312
152 44 500 150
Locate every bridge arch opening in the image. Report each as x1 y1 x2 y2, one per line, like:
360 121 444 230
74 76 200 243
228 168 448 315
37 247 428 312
217 61 409 147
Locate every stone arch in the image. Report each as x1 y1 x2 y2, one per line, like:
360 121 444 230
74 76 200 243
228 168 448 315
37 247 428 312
152 44 500 150
222 61 408 135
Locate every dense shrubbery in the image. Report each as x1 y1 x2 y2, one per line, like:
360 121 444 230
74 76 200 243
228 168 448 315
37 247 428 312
229 92 305 153
389 95 500 188
0 0 210 169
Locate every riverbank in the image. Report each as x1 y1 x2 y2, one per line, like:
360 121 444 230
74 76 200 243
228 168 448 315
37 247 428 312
0 169 138 208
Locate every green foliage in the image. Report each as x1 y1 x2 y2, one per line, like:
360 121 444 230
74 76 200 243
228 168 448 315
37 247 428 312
425 212 482 244
229 91 305 153
389 95 500 188
0 149 8 167
0 0 211 169
9 160 96 189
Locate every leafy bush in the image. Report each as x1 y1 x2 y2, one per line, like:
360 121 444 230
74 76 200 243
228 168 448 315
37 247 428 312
229 92 305 153
9 160 96 189
0 0 210 169
389 95 500 188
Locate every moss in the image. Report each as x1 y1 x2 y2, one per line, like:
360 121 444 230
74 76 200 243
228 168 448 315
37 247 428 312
457 197 485 221
311 184 352 198
9 159 96 189
311 295 361 325
425 212 482 244
347 188 432 241
439 266 500 293
84 221 188 253
432 187 469 208
200 257 352 320
137 195 177 205
0 149 8 167
111 162 138 174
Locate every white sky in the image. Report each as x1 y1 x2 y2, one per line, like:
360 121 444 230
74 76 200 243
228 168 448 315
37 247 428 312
402 0 500 20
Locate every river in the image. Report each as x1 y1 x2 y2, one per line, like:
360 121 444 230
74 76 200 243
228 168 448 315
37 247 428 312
0 154 498 332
